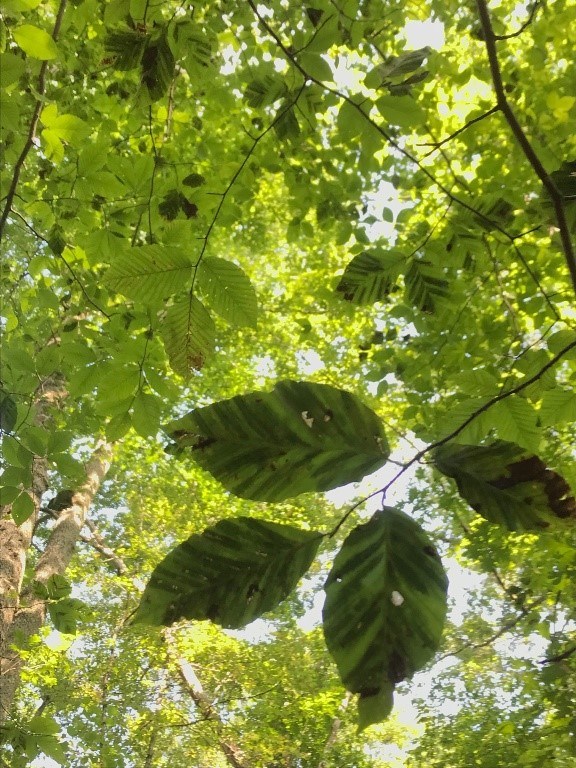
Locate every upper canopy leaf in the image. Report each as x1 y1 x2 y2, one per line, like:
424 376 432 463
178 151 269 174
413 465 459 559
323 507 448 730
133 516 322 628
433 441 576 531
166 380 390 501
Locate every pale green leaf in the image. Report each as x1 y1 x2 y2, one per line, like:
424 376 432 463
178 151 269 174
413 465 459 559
539 388 576 426
13 24 58 60
196 257 258 328
105 245 194 304
376 95 426 128
133 517 322 627
166 380 390 501
323 508 448 728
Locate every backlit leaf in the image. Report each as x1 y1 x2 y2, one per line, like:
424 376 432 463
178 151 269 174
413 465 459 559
13 24 58 60
336 250 403 305
105 245 193 304
159 295 215 376
196 257 258 328
166 380 390 501
133 517 322 627
323 508 448 729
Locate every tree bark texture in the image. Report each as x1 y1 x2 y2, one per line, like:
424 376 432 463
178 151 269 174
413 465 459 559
0 430 112 722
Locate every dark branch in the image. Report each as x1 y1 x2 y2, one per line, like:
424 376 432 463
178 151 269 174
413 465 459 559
475 0 576 296
494 1 541 40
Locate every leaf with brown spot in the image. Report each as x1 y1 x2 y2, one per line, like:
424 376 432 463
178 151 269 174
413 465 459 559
433 441 576 531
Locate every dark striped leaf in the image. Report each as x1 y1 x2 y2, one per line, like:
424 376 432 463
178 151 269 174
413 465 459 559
404 259 449 313
433 441 576 531
323 508 448 729
336 250 403 305
133 517 322 628
166 380 390 501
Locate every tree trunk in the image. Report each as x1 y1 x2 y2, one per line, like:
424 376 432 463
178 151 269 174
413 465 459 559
0 438 113 722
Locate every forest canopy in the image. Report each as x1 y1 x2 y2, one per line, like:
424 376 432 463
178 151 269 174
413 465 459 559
1 0 575 765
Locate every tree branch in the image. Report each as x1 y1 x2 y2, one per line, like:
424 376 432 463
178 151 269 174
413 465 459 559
475 0 576 295
0 0 68 242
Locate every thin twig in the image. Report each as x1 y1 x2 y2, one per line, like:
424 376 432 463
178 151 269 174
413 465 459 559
329 337 576 536
495 0 541 40
475 0 576 296
0 0 68 242
419 106 500 157
437 595 547 662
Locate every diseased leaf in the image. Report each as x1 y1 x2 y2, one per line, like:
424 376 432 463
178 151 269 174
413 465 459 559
159 295 215 376
433 441 576 530
336 250 403 305
105 245 193 304
323 508 448 729
166 380 390 501
196 257 258 328
133 517 321 627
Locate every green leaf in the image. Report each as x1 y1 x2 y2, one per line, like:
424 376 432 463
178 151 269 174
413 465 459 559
159 295 215 376
404 259 449 313
0 52 26 88
141 34 175 101
323 508 448 729
45 574 72 600
298 51 333 82
378 46 432 80
166 380 390 501
433 441 576 530
0 389 17 432
12 491 35 524
48 597 85 634
40 104 90 147
539 388 576 426
196 257 258 328
133 516 322 627
336 250 403 305
105 245 193 304
245 75 286 108
13 24 58 60
0 485 21 505
274 102 300 141
131 391 162 437
337 100 367 141
28 716 60 736
376 95 426 128
104 28 148 70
